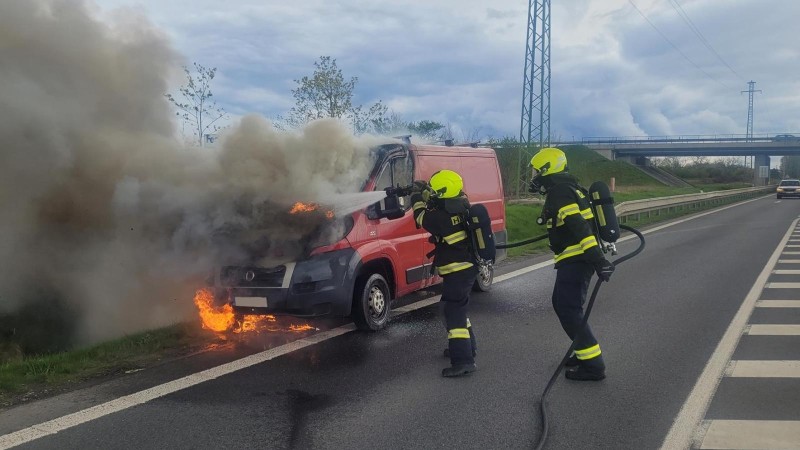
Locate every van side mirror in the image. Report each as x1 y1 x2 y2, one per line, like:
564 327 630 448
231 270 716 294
367 193 405 220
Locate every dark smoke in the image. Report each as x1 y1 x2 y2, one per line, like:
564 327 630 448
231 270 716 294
0 0 391 350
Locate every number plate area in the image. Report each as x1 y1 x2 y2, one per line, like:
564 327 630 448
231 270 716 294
234 296 268 308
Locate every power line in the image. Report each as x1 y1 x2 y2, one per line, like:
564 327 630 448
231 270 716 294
667 0 744 82
627 0 728 88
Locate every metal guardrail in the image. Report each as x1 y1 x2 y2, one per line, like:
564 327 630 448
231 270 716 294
615 186 775 223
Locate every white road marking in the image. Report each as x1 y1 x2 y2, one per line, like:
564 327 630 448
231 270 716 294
659 218 799 450
493 260 553 282
773 270 800 275
778 259 800 263
699 420 800 449
756 300 800 307
765 282 800 288
0 194 772 449
728 360 800 377
0 324 356 450
781 251 800 255
747 324 800 335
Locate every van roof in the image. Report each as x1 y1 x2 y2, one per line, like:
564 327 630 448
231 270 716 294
411 144 496 156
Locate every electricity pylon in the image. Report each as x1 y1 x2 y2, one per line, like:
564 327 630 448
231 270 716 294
518 0 551 196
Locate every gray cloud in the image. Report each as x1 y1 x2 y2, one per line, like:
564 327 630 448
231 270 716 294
94 0 800 141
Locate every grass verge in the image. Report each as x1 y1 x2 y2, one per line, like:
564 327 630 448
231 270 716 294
0 323 217 407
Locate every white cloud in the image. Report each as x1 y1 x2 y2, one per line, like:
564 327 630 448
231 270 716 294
95 0 800 141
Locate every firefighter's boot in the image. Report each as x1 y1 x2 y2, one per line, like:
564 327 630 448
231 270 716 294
565 365 605 381
565 353 605 381
565 354 579 367
442 363 477 377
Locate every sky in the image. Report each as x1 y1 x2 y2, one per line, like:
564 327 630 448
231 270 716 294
93 0 800 143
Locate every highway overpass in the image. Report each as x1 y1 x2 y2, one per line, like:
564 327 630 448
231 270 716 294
555 133 800 185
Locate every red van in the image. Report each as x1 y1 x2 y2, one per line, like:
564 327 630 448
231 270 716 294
214 141 507 330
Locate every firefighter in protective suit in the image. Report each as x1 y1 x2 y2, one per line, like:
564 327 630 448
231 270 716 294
530 147 615 381
411 170 479 377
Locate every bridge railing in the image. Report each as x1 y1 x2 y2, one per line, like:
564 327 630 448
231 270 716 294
615 186 775 224
555 133 792 145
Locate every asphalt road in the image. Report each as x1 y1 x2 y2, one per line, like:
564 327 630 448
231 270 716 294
2 194 800 450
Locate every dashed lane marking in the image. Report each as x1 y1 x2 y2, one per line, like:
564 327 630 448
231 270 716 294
659 218 800 450
699 420 800 449
727 360 800 377
764 282 800 288
756 300 800 307
747 324 800 335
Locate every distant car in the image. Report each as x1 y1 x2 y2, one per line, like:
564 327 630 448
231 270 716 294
777 179 800 199
773 134 799 142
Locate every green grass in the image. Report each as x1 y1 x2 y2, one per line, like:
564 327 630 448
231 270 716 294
0 324 212 404
504 203 549 257
503 147 756 258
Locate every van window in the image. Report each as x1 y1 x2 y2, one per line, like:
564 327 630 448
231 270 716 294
375 156 414 209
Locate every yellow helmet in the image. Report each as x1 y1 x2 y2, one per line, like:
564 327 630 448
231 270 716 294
530 147 568 177
429 169 464 199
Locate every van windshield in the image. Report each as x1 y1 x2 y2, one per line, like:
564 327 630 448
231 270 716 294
780 180 800 186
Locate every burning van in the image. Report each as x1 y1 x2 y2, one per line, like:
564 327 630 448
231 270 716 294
210 140 507 331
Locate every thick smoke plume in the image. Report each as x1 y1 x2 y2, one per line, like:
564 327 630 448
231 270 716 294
0 0 391 350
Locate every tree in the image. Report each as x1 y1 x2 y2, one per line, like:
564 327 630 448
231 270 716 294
284 56 387 134
351 101 389 135
166 63 228 146
407 120 445 142
370 110 407 136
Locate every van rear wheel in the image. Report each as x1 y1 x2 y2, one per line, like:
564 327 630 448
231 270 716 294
352 273 391 331
472 262 494 292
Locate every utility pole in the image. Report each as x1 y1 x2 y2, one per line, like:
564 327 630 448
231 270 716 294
518 0 551 197
741 80 761 169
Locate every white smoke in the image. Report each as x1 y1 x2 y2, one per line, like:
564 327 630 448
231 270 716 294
0 0 393 347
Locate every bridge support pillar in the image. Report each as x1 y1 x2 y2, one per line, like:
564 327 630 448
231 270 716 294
753 154 771 186
593 147 614 160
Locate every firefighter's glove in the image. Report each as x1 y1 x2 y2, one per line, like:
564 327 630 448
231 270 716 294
593 258 615 282
412 180 434 203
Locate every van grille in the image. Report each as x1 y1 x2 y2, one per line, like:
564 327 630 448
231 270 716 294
220 265 286 288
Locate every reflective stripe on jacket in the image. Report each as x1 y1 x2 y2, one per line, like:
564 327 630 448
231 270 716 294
541 174 604 268
411 193 474 275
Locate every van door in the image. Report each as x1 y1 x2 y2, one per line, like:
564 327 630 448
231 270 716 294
371 154 428 296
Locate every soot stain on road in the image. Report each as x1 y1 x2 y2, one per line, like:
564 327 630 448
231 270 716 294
284 388 333 448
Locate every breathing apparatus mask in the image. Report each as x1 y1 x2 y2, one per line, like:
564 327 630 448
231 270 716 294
528 165 548 195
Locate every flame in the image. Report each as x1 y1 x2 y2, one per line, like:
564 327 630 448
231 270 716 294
234 314 277 334
194 288 235 333
289 201 335 219
193 288 319 335
289 202 318 214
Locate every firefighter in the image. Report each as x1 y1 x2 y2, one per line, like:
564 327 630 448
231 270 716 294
411 170 479 377
530 147 615 381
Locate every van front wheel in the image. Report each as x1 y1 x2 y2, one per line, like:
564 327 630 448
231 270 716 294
352 273 391 331
472 262 494 292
